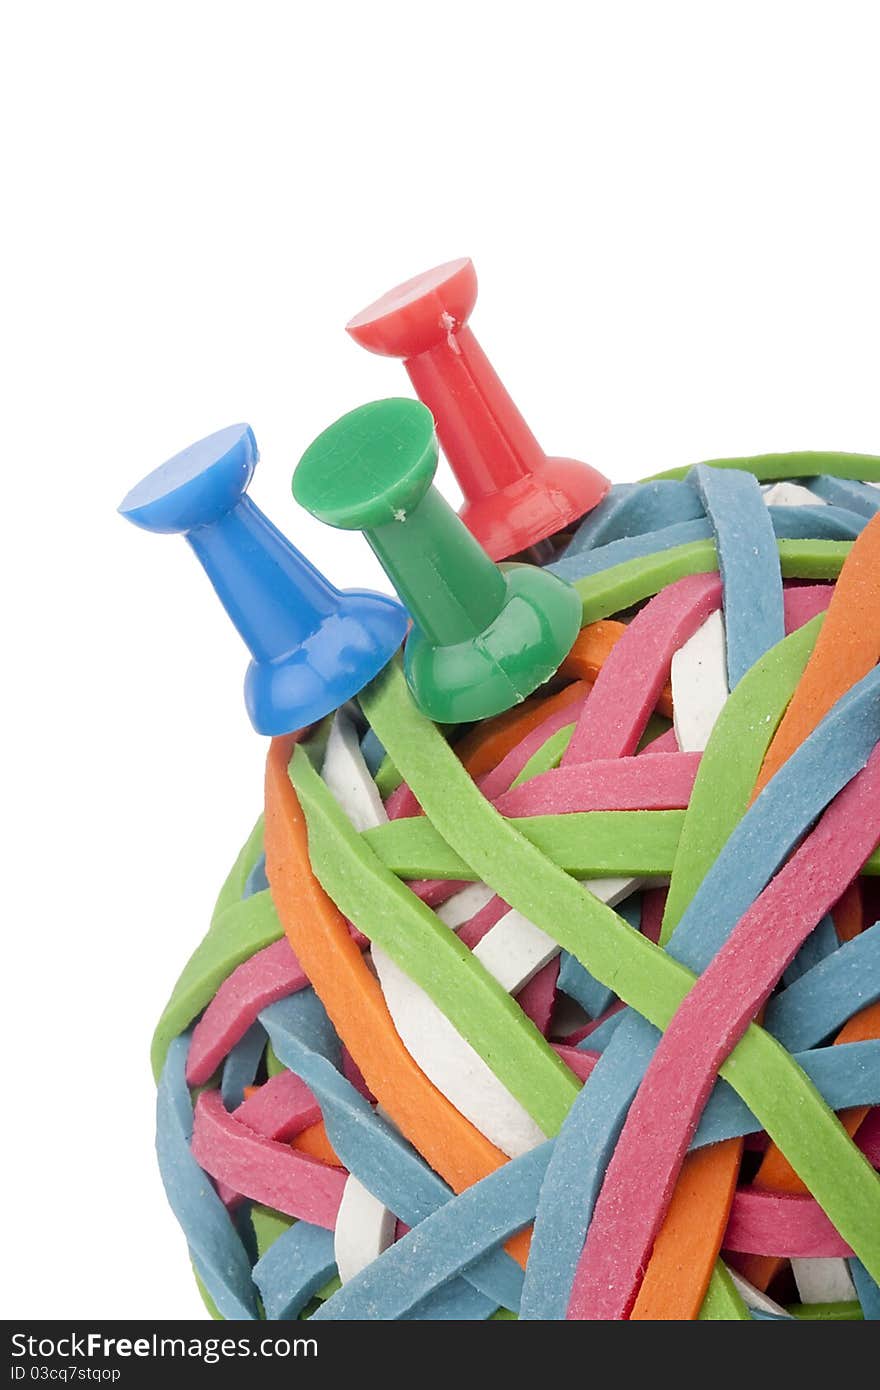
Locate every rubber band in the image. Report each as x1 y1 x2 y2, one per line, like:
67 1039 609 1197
566 745 880 1318
495 753 700 816
292 747 579 1138
263 733 517 1203
563 574 721 764
253 1221 336 1320
646 529 879 1310
187 938 318 1087
782 914 839 988
359 658 880 1313
520 654 880 1316
850 1259 880 1319
551 507 861 590
808 475 880 518
783 584 834 634
192 1088 347 1228
754 512 880 797
362 810 686 880
220 1022 267 1110
690 465 784 688
152 889 281 1082
562 480 704 557
671 610 729 753
723 1190 856 1259
765 922 880 1050
311 1146 550 1321
791 1258 856 1305
574 538 850 626
260 994 524 1312
642 451 880 485
560 621 674 717
155 1033 259 1319
235 1070 322 1142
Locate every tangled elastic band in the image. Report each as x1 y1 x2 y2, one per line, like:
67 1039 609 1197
154 456 880 1321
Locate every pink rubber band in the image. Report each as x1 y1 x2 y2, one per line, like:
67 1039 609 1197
723 1188 854 1258
567 743 880 1319
552 1045 600 1085
640 726 680 755
639 887 667 945
562 1002 627 1046
517 958 559 1035
191 1089 347 1229
783 583 834 635
563 575 722 766
234 1070 322 1142
186 939 310 1087
187 928 369 1087
495 753 700 818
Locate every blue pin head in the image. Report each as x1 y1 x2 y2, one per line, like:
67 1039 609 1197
119 424 408 735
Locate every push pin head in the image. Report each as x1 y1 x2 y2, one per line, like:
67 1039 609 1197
293 399 583 724
119 423 408 735
346 258 610 561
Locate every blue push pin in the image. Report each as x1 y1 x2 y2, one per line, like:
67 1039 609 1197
118 423 408 734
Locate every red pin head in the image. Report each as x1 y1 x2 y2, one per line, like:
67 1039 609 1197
347 257 610 561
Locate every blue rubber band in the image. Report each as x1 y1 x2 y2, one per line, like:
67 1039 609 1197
562 481 705 559
360 727 387 776
520 664 880 1318
311 1146 548 1321
221 1021 267 1109
155 1033 259 1319
549 506 862 587
260 995 524 1314
253 1221 336 1320
558 896 641 1019
690 464 785 687
243 853 269 898
849 1259 880 1319
765 921 880 1051
308 1037 880 1321
808 476 880 519
782 913 840 988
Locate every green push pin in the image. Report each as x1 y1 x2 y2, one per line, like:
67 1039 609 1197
293 399 583 724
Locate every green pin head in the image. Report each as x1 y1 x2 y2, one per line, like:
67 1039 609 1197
293 398 582 724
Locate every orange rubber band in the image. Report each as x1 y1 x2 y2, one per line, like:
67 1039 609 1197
455 680 588 778
264 733 530 1268
630 1140 741 1320
753 513 880 798
634 522 880 1317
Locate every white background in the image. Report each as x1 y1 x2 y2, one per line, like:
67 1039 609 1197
3 0 878 1319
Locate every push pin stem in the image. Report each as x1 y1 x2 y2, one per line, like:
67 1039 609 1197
293 399 583 724
119 423 407 734
347 258 610 560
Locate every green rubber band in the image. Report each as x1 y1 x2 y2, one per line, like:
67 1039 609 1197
641 451 880 484
697 1265 751 1321
251 1204 294 1259
150 888 281 1082
359 661 880 1281
213 816 265 919
265 1042 286 1079
374 753 403 798
193 1267 224 1321
575 539 850 625
510 724 574 788
362 811 685 880
290 746 580 1137
785 1301 863 1321
660 616 822 943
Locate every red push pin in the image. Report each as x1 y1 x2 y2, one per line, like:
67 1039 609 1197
346 257 610 561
